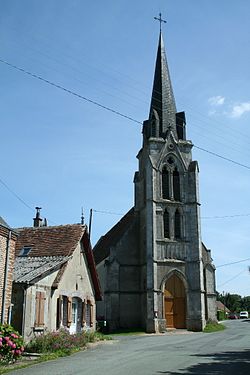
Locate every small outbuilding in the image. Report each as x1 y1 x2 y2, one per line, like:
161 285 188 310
11 223 101 341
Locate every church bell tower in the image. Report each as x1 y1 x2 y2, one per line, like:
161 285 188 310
134 28 210 332
94 18 216 333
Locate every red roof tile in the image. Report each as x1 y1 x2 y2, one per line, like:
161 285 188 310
15 224 85 257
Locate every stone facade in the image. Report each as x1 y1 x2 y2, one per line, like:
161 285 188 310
94 32 216 332
0 217 17 324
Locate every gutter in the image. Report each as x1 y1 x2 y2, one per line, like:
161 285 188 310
1 230 11 324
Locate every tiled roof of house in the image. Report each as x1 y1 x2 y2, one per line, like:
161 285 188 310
14 224 102 300
14 256 70 284
93 208 135 264
15 224 85 257
216 300 230 313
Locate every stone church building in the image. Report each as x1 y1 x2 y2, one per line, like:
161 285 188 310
94 31 216 333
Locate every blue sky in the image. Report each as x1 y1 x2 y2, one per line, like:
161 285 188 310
1 0 250 297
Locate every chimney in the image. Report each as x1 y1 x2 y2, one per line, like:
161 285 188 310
33 207 43 227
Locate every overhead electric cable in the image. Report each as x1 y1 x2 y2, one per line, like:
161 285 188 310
0 177 33 211
0 58 142 125
1 58 250 171
217 257 250 268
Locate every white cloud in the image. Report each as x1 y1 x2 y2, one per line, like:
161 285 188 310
230 102 250 118
208 96 225 106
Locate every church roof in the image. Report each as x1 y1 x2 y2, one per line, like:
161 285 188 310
149 32 177 137
93 208 135 264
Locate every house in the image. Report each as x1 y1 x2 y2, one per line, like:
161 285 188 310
11 221 101 341
94 30 216 333
216 301 230 319
0 216 18 324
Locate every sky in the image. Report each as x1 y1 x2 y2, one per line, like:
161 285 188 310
1 0 250 297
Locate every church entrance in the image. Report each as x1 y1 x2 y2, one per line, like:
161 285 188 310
164 274 186 329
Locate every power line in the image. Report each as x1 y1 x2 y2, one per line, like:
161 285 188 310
193 145 250 170
217 269 246 288
2 58 250 171
202 213 250 219
0 58 142 125
217 257 250 268
0 177 33 211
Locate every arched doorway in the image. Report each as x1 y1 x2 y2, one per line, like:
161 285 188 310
164 274 186 329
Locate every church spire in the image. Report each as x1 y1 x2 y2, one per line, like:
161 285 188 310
148 31 177 138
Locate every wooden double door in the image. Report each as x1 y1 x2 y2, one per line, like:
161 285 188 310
164 274 186 329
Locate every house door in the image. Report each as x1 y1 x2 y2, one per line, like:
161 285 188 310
164 274 186 329
69 298 78 334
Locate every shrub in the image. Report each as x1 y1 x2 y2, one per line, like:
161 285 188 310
0 324 24 364
25 329 99 355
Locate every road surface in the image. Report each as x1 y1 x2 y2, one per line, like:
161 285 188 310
9 320 250 374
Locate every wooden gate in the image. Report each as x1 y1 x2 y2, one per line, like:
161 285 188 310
164 274 186 329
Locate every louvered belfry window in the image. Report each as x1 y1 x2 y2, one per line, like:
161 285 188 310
163 210 170 238
173 168 181 201
175 209 181 239
162 167 170 199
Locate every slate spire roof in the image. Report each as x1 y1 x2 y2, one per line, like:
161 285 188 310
149 32 177 137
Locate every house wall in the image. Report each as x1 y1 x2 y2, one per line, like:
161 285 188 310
0 227 17 323
52 242 96 331
22 270 58 341
18 242 97 341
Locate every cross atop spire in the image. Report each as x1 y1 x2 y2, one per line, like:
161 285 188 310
154 12 166 32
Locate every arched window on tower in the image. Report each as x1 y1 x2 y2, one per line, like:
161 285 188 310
173 168 181 201
174 209 181 240
162 167 170 199
163 210 170 238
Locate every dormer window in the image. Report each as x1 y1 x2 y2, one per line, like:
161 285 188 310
19 246 31 256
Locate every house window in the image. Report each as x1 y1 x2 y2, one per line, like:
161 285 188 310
163 210 170 238
19 246 31 256
173 168 180 201
35 291 46 327
174 209 181 240
162 167 170 199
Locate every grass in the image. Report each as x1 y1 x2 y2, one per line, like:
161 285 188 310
105 328 145 337
203 321 226 333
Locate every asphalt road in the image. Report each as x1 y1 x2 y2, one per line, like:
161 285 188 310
9 320 250 375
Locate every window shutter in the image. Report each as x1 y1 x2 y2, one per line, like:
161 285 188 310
67 297 72 327
81 299 86 327
35 291 45 327
90 303 94 327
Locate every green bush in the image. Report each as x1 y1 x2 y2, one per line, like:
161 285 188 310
25 329 108 355
0 324 24 364
26 329 87 354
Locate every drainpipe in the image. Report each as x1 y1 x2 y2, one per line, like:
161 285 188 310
1 230 12 324
22 286 27 338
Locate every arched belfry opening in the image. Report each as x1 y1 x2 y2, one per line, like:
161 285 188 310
164 274 186 329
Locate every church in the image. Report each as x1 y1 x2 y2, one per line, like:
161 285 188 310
94 27 216 333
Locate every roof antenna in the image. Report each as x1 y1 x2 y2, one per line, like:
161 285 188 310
81 207 85 225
